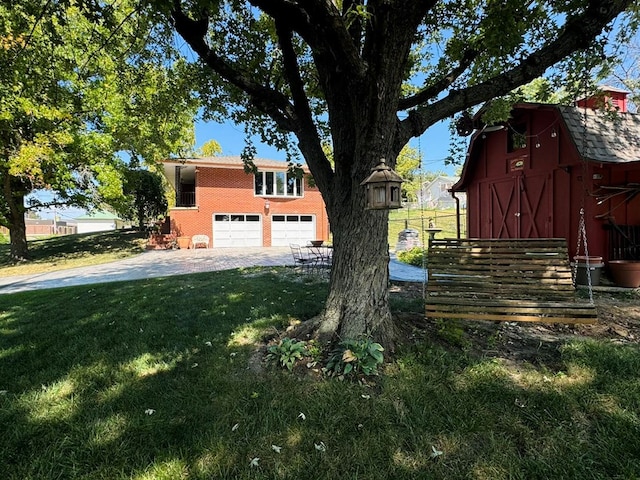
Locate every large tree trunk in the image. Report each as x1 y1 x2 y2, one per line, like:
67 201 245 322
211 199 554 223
9 215 28 261
318 209 398 350
299 69 406 350
2 172 29 260
313 155 399 350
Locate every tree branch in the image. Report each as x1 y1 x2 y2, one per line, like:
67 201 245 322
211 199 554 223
397 0 634 145
171 1 297 132
398 47 478 111
23 199 79 211
250 0 365 80
274 19 334 190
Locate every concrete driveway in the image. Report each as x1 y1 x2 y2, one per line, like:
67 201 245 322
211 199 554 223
0 247 426 295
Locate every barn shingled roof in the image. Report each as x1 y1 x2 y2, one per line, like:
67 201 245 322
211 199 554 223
558 105 640 164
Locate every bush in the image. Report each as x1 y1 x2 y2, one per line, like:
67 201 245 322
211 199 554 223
325 338 384 377
396 247 427 267
266 337 308 371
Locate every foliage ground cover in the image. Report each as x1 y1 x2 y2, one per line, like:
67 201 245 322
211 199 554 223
1 267 639 479
0 230 147 277
396 247 428 267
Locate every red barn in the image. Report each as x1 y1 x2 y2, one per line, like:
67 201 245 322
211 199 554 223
452 87 640 265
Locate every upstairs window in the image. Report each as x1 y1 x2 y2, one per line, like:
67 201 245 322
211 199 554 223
439 182 452 192
508 123 527 152
255 171 303 197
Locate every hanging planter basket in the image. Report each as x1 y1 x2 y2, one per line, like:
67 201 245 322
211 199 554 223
571 256 604 286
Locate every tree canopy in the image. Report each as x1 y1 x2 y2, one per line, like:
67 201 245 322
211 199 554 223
0 1 198 259
160 0 638 348
121 169 169 230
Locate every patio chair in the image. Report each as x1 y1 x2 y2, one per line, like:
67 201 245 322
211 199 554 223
191 234 210 249
290 243 319 274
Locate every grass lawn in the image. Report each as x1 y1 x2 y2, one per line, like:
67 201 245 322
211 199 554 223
0 230 148 277
388 207 464 250
1 264 640 479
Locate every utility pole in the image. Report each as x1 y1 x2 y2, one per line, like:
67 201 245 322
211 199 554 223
52 206 58 235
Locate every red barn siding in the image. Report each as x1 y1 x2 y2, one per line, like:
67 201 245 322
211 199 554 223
456 105 635 263
455 90 640 265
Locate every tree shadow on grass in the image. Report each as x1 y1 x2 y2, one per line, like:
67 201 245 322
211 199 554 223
0 268 328 477
1 271 640 479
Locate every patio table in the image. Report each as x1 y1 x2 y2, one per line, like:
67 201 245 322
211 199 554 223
305 244 333 271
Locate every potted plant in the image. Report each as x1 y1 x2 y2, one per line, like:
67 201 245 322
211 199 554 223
572 256 604 286
173 226 191 249
177 236 191 249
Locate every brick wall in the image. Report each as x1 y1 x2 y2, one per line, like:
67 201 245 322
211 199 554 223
169 167 329 246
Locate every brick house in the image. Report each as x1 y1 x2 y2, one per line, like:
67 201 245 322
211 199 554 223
158 156 329 248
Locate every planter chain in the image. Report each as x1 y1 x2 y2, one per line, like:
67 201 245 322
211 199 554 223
574 208 594 304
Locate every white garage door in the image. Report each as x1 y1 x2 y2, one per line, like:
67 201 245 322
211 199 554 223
213 214 262 247
271 214 316 246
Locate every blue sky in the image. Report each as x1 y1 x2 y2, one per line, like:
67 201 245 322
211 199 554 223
194 118 461 176
39 118 461 221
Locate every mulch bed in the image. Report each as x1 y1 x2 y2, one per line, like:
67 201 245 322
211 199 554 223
391 282 640 367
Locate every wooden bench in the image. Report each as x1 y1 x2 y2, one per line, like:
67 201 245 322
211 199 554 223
426 238 597 324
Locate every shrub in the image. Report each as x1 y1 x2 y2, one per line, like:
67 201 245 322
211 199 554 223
396 247 427 267
325 338 384 377
267 337 308 371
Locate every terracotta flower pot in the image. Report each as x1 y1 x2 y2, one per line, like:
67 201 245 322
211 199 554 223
177 236 191 249
608 260 640 288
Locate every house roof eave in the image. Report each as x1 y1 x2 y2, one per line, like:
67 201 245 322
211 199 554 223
161 156 310 172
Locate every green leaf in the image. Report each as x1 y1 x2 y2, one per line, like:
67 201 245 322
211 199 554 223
369 349 384 364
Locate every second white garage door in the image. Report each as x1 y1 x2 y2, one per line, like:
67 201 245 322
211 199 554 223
271 214 316 246
213 214 263 247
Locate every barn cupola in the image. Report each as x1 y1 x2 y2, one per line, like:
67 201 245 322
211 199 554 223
575 85 630 113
